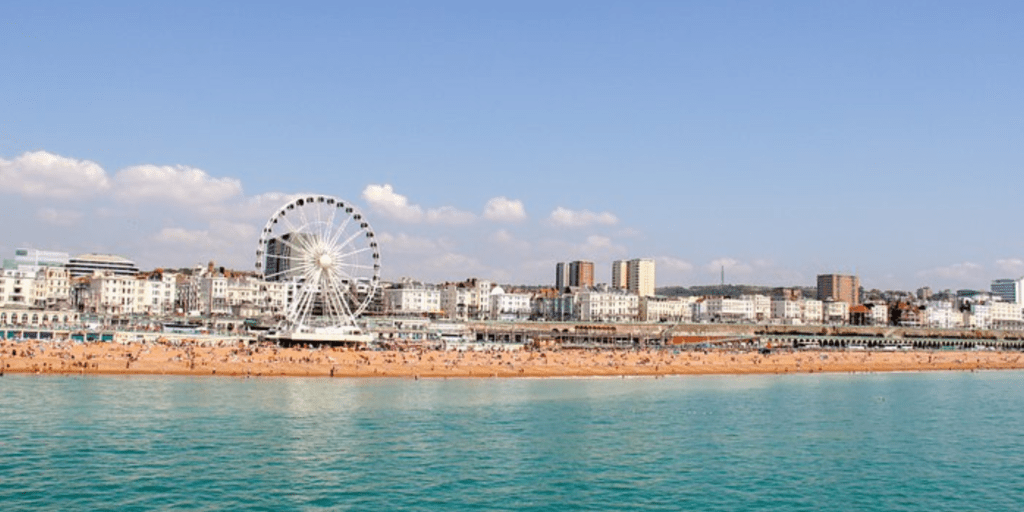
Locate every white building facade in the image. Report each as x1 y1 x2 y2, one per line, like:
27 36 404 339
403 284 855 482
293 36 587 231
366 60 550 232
702 298 755 323
771 299 803 324
488 286 532 321
384 282 441 315
823 301 849 324
639 296 694 323
577 291 639 323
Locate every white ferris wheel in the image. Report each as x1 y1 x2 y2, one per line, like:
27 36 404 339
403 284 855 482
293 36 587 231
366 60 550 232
255 195 381 336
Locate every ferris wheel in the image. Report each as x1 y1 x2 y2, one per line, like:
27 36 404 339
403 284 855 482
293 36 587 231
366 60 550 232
255 195 381 334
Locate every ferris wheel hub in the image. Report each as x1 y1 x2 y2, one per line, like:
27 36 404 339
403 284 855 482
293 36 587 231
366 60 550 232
318 254 333 269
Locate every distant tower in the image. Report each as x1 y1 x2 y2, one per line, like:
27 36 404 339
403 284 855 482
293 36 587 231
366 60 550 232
611 260 628 289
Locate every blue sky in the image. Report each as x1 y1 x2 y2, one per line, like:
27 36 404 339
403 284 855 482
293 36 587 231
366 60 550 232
2 1 1023 290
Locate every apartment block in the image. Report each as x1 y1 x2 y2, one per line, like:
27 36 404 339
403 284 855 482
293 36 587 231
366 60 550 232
627 259 656 297
816 274 860 305
555 261 595 290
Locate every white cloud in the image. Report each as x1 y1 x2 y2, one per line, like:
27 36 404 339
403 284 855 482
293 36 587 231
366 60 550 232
706 257 754 276
362 185 477 225
484 197 527 222
548 207 618 228
36 207 83 227
210 219 257 242
376 232 439 253
0 151 110 199
151 220 255 249
361 184 423 223
917 262 984 283
995 258 1024 276
577 235 627 257
657 256 694 273
212 191 307 222
424 252 487 274
114 165 242 207
490 229 531 252
426 206 475 225
152 227 210 246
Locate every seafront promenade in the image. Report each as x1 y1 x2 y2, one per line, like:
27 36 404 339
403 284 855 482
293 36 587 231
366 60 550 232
3 338 1023 378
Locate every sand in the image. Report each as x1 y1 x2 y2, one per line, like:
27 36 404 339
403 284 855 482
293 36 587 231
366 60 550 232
2 340 1024 378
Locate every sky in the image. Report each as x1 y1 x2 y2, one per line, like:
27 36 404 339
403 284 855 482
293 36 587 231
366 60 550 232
2 1 1023 291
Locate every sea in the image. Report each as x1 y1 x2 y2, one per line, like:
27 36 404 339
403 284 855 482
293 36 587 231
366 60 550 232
1 371 1023 511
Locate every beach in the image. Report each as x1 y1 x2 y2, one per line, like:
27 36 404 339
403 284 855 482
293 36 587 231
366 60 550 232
3 339 1024 378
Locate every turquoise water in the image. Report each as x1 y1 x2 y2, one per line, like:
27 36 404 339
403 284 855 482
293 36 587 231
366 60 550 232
2 372 1023 510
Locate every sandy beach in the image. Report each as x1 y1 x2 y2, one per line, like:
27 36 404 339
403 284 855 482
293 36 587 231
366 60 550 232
3 339 1024 378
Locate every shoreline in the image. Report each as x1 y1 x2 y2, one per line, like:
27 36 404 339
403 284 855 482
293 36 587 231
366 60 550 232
3 340 1023 379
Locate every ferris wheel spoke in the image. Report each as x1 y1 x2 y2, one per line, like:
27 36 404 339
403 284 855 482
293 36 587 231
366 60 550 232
269 255 316 276
316 204 331 243
336 260 375 270
334 245 373 261
324 273 356 320
324 204 339 243
269 254 313 264
332 264 373 317
263 265 309 282
276 212 304 240
333 229 368 255
327 269 360 312
326 212 355 248
296 201 312 233
294 277 320 327
320 278 346 324
297 205 322 249
268 232 311 257
293 229 322 254
328 263 354 283
289 280 312 319
332 266 368 284
278 225 321 258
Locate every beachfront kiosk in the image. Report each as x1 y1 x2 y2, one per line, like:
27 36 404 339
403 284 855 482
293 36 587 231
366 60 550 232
256 194 382 347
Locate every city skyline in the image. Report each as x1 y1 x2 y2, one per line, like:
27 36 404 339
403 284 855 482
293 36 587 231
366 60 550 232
3 2 1023 291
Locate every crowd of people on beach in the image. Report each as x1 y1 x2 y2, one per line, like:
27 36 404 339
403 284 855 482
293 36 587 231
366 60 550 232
2 337 1023 378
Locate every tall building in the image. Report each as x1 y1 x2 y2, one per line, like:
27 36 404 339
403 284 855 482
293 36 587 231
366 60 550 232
816 274 860 305
611 260 628 289
991 278 1024 304
627 258 656 297
555 262 569 291
555 260 596 289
